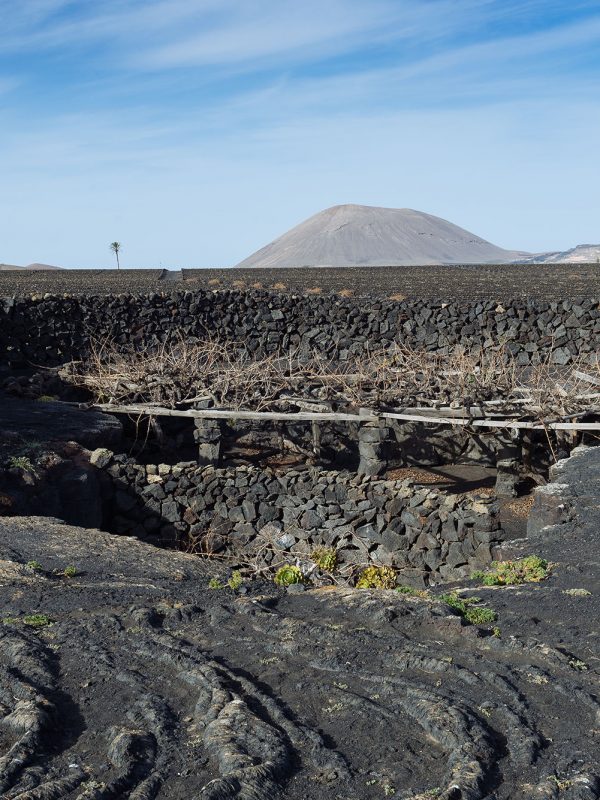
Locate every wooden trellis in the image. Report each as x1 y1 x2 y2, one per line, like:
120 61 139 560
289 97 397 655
83 401 600 431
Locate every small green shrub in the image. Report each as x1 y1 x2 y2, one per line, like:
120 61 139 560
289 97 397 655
549 776 574 791
9 456 37 476
26 560 43 572
274 565 304 587
63 565 77 578
311 547 337 572
356 565 397 590
569 658 588 671
464 605 497 625
209 572 243 590
472 555 550 586
23 614 53 628
36 395 58 402
227 570 243 590
441 592 497 626
396 585 429 598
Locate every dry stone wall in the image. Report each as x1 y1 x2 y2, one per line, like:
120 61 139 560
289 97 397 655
94 451 503 586
1 290 599 366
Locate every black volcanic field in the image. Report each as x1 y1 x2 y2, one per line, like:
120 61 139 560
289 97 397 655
1 263 600 798
0 263 598 299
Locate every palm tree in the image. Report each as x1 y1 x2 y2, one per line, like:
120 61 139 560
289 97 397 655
109 241 122 270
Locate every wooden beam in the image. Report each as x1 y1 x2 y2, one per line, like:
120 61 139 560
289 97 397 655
84 401 600 431
381 411 600 431
88 402 371 423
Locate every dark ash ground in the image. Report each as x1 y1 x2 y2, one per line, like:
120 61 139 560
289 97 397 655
0 448 599 799
0 263 599 298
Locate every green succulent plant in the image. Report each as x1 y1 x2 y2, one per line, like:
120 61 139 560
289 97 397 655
440 592 497 626
311 547 337 572
227 570 243 590
23 614 53 628
9 456 38 476
396 585 429 598
356 565 397 590
274 565 304 587
472 555 550 586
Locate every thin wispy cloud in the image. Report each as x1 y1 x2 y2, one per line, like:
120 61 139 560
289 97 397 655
0 1 598 266
1 1 595 70
282 13 600 113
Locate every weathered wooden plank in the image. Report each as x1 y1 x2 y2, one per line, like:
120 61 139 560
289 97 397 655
88 403 371 423
381 411 600 431
84 401 600 431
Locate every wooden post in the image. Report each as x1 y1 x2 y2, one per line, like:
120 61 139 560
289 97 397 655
311 421 321 461
521 431 532 473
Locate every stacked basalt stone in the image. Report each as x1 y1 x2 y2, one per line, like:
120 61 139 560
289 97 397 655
93 453 503 586
1 292 598 367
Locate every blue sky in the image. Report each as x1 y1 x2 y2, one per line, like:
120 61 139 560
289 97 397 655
0 0 599 267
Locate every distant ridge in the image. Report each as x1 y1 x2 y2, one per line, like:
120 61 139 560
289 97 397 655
521 244 600 264
0 262 63 271
235 204 531 268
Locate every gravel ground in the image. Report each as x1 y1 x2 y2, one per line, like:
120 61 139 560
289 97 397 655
0 447 599 798
0 263 598 298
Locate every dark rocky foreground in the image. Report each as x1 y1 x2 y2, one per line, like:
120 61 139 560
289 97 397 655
0 449 599 799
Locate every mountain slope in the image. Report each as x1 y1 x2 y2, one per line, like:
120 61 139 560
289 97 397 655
235 204 530 268
522 244 600 264
0 262 63 271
